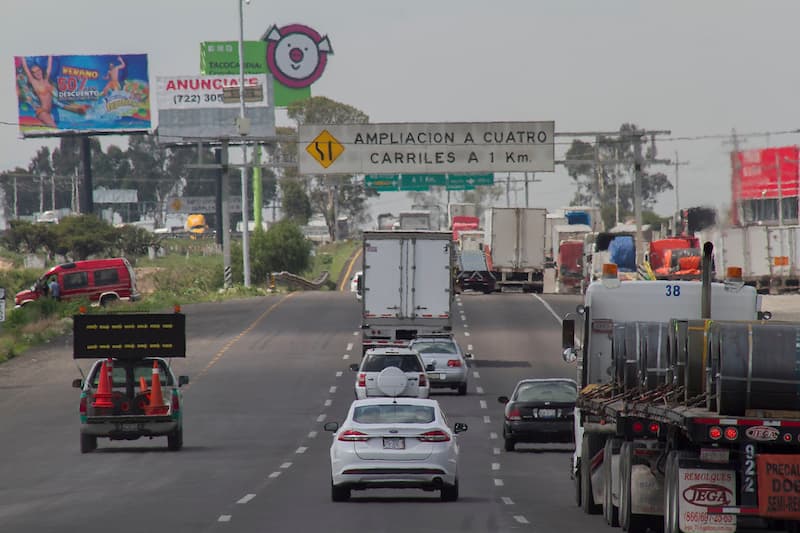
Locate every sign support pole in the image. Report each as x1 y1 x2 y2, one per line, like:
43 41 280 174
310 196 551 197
222 140 232 289
80 136 94 214
238 0 251 288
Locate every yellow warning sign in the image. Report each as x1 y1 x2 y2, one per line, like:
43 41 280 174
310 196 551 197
305 130 344 169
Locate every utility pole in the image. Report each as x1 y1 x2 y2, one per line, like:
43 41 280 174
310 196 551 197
13 176 17 219
632 132 645 265
51 174 56 211
728 129 744 225
524 172 530 208
221 139 232 289
237 0 251 287
39 174 44 215
673 152 690 234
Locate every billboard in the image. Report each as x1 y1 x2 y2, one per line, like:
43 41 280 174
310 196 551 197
156 74 269 109
298 122 555 175
14 54 150 136
733 146 799 201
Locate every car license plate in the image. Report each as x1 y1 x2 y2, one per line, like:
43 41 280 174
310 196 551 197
439 373 447 380
383 437 405 449
121 423 139 432
538 409 556 418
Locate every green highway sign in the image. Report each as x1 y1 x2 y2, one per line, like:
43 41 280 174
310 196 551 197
446 173 495 190
365 174 399 191
400 174 448 191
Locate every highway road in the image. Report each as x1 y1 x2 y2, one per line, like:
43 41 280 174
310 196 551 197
0 290 630 533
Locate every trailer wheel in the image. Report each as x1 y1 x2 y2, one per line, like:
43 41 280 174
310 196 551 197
80 433 97 454
603 438 619 527
581 433 602 514
664 451 679 533
620 441 649 532
573 457 582 507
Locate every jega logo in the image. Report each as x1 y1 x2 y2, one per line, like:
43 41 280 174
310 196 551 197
746 426 780 442
682 484 733 506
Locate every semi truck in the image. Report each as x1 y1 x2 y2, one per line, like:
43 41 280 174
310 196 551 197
361 230 453 354
447 203 479 228
560 244 800 533
397 210 433 230
485 207 547 292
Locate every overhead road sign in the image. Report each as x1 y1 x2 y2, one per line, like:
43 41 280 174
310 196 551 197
446 173 494 190
364 174 399 191
400 173 447 190
363 173 495 192
298 121 554 175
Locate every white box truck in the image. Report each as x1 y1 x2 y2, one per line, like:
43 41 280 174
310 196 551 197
486 207 547 292
361 231 453 354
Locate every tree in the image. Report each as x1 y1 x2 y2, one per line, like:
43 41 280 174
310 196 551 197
249 221 312 281
564 123 672 230
280 178 312 224
286 96 379 239
55 215 118 260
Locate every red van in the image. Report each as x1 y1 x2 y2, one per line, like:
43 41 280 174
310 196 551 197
15 258 140 307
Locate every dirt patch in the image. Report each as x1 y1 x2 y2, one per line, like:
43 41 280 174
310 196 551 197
134 267 162 294
0 258 14 271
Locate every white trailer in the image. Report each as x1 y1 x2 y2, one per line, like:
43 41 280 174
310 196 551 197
361 231 453 354
486 207 547 292
398 211 432 230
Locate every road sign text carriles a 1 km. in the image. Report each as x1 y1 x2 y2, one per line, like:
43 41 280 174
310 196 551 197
298 122 554 175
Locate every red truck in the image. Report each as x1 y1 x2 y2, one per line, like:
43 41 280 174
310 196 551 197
648 237 700 280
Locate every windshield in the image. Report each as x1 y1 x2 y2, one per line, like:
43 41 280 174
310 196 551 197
353 404 435 424
514 381 577 403
362 354 422 372
410 341 457 355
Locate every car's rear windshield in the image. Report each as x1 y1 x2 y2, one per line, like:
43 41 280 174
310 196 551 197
515 381 577 403
362 354 422 372
411 341 457 355
353 404 435 424
91 361 172 388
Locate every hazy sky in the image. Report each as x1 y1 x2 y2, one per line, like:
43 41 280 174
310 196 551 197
2 0 800 220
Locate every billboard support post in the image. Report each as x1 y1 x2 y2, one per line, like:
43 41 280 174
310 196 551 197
81 136 94 214
238 0 251 288
222 140 232 289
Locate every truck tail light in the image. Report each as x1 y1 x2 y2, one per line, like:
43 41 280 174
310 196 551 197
506 407 521 421
632 421 644 434
338 429 369 442
358 373 366 387
709 426 722 440
418 430 450 442
649 422 660 434
447 359 462 367
724 427 738 440
419 373 427 387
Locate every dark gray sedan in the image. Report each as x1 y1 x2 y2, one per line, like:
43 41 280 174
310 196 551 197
498 378 577 451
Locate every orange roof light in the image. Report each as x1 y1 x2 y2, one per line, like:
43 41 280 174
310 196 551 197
726 267 743 281
602 263 618 278
173 304 182 313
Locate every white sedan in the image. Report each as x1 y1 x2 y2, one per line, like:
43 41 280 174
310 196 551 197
350 271 363 300
324 397 467 502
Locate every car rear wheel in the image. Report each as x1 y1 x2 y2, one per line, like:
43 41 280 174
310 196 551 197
457 382 467 395
504 437 515 452
331 481 350 502
167 428 183 451
100 294 118 307
441 478 459 502
80 433 97 453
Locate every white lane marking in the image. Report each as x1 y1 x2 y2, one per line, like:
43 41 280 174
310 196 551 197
464 331 471 337
317 414 327 422
336 371 343 378
460 314 466 320
296 446 308 454
502 496 515 505
237 494 256 504
346 343 353 351
329 386 337 394
493 447 501 455
463 324 469 329
324 399 333 407
268 471 281 479
494 478 504 486
280 462 292 469
353 331 359 336
480 400 487 409
492 462 500 471
489 432 498 440
514 515 530 524
467 344 473 351
308 431 318 439
218 515 232 522
534 294 562 324
457 301 463 306
476 386 484 394
473 371 481 379
342 354 350 360
483 415 491 424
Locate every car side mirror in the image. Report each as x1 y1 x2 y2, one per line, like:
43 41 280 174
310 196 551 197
426 364 435 372
498 396 509 404
454 422 468 434
563 348 578 364
562 318 576 350
72 378 83 389
349 363 359 372
323 422 339 432
178 375 190 387
758 310 772 321
464 352 473 359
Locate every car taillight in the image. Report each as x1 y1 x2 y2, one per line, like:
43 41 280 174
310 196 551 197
171 391 180 413
338 429 369 442
358 373 366 387
506 407 521 421
79 395 87 415
419 373 427 387
447 359 462 367
418 430 450 442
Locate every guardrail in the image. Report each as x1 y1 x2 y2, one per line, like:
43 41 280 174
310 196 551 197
272 271 330 290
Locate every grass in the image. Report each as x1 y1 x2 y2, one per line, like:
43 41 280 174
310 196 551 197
305 239 360 289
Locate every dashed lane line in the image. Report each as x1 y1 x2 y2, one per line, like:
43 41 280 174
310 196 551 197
268 471 281 479
329 386 337 394
236 494 256 504
464 331 471 337
502 497 515 505
489 432 498 440
280 462 292 469
480 400 487 409
346 343 353 351
473 371 481 379
308 431 318 439
514 516 530 525
494 479 504 487
218 515 232 522
324 399 333 407
353 331 359 336
296 446 308 454
493 447 501 455
467 344 473 351
342 354 350 360
476 386 484 394
336 371 343 377
484 416 491 424
316 414 327 422
492 463 500 471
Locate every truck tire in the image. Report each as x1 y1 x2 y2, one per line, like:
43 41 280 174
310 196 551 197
581 433 602 514
620 441 649 533
664 451 679 533
80 433 97 454
167 428 183 451
573 456 582 507
603 438 619 527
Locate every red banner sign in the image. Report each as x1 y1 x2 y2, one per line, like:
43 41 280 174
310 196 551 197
757 454 800 519
733 146 799 201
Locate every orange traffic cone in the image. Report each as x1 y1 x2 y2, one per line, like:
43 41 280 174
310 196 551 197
92 359 114 410
139 377 149 394
144 360 168 415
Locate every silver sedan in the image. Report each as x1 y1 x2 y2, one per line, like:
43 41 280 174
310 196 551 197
408 336 471 395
